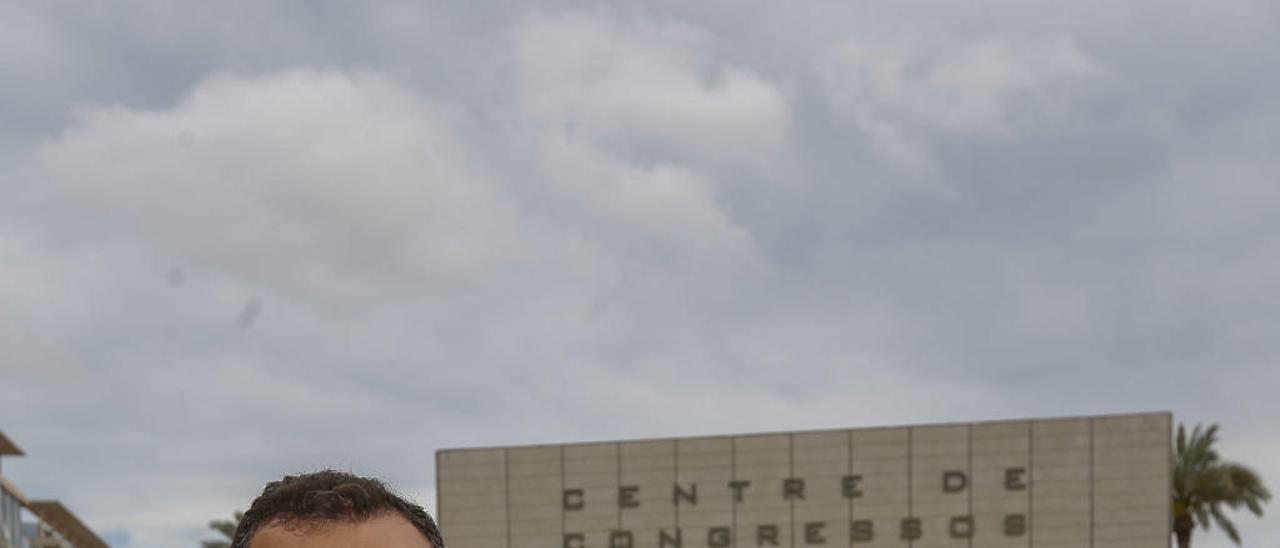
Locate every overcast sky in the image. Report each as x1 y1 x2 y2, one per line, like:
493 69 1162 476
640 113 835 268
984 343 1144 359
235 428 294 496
1 1 1278 547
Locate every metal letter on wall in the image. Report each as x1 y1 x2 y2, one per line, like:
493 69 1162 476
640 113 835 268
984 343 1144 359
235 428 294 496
949 516 974 539
609 530 633 548
783 478 806 501
804 522 826 544
563 489 585 511
619 486 640 509
1004 514 1027 537
900 518 922 541
729 480 751 502
841 475 863 499
708 527 731 548
674 483 698 506
1005 468 1027 491
756 525 780 546
850 520 873 542
659 529 682 548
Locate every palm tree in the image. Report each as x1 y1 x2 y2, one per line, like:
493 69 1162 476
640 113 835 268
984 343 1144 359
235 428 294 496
201 511 243 548
1172 423 1270 547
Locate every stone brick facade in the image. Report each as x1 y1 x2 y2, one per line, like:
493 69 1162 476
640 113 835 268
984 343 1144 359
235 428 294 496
437 413 1170 548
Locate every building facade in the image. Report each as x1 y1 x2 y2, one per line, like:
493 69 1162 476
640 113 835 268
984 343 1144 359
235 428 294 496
437 412 1171 548
0 432 107 548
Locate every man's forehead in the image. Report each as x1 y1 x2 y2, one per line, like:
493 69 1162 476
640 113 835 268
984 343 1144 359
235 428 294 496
250 514 433 548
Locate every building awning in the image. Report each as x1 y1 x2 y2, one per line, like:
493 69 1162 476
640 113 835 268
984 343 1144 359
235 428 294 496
0 476 30 505
27 500 109 548
0 431 24 457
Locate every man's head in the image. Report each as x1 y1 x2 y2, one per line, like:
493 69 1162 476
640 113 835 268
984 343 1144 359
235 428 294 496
232 470 443 548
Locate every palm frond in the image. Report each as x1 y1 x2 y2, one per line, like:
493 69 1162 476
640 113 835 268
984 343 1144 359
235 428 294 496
1171 422 1270 546
1209 504 1242 544
202 511 242 548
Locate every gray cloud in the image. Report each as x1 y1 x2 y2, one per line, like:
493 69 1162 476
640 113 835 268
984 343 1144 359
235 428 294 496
2 2 1279 548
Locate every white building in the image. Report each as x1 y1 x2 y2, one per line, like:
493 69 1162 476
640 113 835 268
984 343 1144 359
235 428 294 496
437 412 1171 548
0 432 107 548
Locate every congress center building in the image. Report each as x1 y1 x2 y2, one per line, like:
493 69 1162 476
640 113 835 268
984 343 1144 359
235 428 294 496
437 412 1171 548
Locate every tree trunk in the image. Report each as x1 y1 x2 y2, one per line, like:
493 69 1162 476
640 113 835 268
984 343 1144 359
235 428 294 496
1174 513 1194 548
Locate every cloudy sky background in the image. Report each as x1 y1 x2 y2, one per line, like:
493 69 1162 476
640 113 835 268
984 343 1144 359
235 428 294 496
2 1 1278 546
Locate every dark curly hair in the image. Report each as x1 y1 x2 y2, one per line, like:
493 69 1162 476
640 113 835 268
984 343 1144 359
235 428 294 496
231 470 443 548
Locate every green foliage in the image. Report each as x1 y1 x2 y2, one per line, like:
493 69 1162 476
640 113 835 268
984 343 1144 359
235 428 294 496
1172 423 1271 545
200 511 243 548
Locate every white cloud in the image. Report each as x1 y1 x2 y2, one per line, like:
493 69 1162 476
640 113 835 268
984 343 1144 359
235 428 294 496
41 70 528 303
539 135 756 259
0 312 81 385
517 13 791 169
514 14 790 264
823 37 1105 173
0 235 88 384
9 4 1280 548
0 236 66 311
